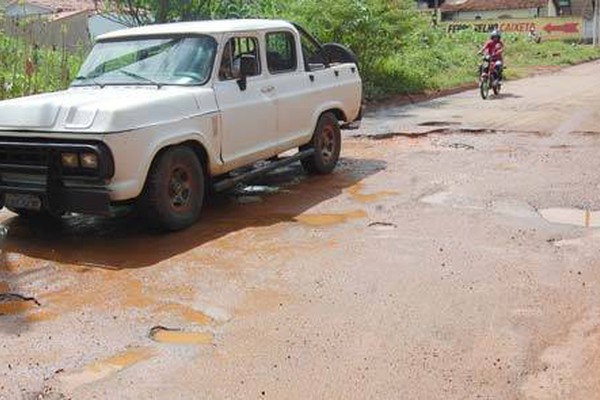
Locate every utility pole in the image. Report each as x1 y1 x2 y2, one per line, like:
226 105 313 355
595 0 600 47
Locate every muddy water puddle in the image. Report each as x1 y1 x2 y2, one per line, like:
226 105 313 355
294 210 367 226
346 183 399 203
0 293 39 316
60 347 154 390
149 326 213 345
156 303 211 325
539 208 600 228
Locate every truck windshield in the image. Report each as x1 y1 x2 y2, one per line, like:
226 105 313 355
72 36 217 87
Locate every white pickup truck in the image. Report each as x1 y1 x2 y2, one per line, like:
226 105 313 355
0 19 362 230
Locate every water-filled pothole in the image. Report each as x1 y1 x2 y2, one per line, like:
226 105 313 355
418 121 462 127
149 326 213 345
539 208 600 228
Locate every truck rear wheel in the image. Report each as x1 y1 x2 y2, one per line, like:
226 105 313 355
301 112 341 175
139 146 204 231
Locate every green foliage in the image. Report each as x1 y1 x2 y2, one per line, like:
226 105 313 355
0 35 83 100
361 27 600 98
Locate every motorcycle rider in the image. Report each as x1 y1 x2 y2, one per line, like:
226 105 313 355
479 30 504 84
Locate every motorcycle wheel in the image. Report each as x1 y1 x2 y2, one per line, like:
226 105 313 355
479 77 489 100
493 82 501 95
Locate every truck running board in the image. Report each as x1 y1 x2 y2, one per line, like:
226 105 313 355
213 148 315 193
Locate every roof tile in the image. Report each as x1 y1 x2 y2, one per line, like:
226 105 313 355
441 0 548 12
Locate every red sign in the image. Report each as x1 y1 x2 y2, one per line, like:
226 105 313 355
543 22 579 33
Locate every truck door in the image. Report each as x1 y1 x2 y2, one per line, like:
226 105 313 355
214 35 277 167
263 30 315 146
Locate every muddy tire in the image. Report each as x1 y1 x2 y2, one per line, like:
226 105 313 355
301 112 341 175
139 146 204 231
493 82 501 95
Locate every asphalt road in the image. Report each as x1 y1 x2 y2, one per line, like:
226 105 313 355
2 61 600 399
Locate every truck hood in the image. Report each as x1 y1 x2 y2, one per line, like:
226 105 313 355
0 86 216 133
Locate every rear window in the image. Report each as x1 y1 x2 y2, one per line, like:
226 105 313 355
266 31 297 74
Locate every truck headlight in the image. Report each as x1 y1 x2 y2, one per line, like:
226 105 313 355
61 153 79 168
80 153 98 169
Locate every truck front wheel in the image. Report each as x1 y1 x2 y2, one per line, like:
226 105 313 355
139 146 204 231
301 112 341 175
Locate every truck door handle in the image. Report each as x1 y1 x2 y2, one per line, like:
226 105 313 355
261 85 275 93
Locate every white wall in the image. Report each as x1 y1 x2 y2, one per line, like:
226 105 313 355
88 14 129 40
446 8 548 20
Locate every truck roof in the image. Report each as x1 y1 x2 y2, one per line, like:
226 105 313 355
98 19 296 41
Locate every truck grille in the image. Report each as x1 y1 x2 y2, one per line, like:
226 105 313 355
0 145 49 171
0 137 115 179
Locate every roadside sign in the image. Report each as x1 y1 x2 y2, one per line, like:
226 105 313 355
442 18 583 40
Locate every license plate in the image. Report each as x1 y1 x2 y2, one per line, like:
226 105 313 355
5 193 42 211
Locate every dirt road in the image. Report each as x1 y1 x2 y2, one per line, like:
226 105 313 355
2 61 600 399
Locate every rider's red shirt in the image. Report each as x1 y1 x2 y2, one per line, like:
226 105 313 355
483 40 504 61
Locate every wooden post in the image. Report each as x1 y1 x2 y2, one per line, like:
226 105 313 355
595 0 600 47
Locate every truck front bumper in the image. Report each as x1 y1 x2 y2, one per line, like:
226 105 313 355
0 137 114 215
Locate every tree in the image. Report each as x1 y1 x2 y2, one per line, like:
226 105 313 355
104 0 274 26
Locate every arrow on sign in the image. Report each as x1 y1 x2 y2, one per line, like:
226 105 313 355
543 22 579 33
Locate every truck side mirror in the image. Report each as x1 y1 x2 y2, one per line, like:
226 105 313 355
237 55 257 91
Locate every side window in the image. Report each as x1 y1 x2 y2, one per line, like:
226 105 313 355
299 31 328 71
266 31 297 74
219 36 260 81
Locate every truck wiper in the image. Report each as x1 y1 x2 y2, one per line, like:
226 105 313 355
118 70 162 88
74 75 105 88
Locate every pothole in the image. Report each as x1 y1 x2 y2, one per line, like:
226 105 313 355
355 127 499 141
0 293 41 316
418 121 462 127
435 142 475 150
539 208 600 228
149 326 213 345
420 191 454 206
576 131 600 136
58 347 154 391
368 221 397 231
294 210 367 226
239 185 281 195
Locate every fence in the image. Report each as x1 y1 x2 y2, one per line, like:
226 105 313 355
1 12 91 51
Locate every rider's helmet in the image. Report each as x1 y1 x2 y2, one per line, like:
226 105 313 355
490 30 501 40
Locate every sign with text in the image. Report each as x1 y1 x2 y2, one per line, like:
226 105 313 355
442 18 582 40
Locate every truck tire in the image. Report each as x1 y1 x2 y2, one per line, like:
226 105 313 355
139 146 204 231
322 43 359 69
301 112 341 175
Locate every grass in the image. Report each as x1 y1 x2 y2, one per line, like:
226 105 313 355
504 37 600 79
368 29 600 99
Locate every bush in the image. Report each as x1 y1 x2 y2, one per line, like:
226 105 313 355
0 32 84 100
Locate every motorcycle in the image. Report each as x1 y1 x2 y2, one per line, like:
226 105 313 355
479 54 501 99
